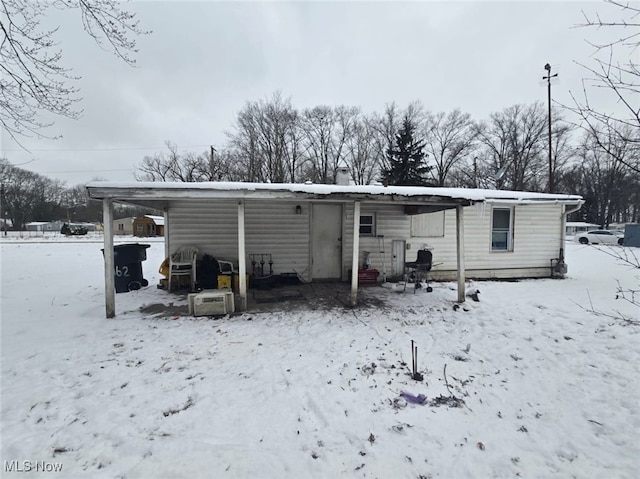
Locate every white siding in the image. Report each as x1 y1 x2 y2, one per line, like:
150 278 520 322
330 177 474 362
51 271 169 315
411 211 445 237
431 203 564 279
113 217 134 235
342 202 565 281
168 199 565 283
168 200 311 280
342 203 411 280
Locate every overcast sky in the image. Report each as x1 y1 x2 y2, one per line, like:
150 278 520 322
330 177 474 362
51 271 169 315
0 0 623 185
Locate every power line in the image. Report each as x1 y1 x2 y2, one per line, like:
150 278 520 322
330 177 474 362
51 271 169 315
37 168 134 174
1 144 212 153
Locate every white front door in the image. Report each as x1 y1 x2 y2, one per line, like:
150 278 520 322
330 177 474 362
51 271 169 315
392 239 406 278
311 204 342 279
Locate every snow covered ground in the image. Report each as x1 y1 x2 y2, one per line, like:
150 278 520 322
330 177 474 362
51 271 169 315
1 236 638 478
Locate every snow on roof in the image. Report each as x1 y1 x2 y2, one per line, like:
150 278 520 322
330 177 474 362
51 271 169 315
86 181 583 204
144 215 165 225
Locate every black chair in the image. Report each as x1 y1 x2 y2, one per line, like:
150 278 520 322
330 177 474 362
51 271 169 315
404 249 433 293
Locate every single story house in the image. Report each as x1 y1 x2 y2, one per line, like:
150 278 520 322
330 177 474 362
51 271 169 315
133 215 165 237
566 221 599 236
87 180 583 318
26 220 65 232
113 217 134 235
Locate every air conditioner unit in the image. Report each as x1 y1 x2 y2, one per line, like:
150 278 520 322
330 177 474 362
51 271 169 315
190 291 234 316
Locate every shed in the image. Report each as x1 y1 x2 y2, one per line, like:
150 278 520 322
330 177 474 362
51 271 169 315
86 181 583 318
624 224 640 247
133 215 165 237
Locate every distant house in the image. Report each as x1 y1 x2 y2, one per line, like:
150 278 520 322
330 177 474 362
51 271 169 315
566 222 599 236
133 215 165 237
113 217 134 235
25 222 47 232
26 221 65 232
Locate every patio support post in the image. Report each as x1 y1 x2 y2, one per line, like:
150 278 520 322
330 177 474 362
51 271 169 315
350 200 361 307
163 209 169 260
456 204 466 303
103 198 115 318
237 200 247 311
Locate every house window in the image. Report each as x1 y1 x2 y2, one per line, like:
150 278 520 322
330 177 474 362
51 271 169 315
137 225 144 232
359 214 375 236
411 211 445 237
492 207 513 251
118 224 124 231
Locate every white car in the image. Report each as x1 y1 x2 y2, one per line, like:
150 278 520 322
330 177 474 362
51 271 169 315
575 230 624 245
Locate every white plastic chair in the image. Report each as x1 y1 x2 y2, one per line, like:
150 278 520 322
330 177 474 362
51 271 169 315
168 246 198 292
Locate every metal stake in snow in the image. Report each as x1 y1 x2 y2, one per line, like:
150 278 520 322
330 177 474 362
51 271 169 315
411 340 423 381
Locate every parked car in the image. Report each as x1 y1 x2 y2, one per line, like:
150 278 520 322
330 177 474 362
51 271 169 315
575 230 624 245
61 223 88 236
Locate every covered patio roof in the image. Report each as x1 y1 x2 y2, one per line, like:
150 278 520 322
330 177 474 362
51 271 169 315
86 181 582 208
86 181 582 318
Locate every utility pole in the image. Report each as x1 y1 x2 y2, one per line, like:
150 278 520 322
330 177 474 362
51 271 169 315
543 63 557 193
210 146 216 181
1 183 6 236
473 157 478 188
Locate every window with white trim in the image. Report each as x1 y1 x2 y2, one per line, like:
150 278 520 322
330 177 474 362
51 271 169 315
491 207 514 251
410 211 445 237
359 214 376 236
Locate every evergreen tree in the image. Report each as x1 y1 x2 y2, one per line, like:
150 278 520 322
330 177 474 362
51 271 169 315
382 116 431 186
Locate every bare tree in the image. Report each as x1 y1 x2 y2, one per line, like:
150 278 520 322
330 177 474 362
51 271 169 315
343 113 380 185
423 109 477 187
475 103 547 191
570 2 640 321
299 105 358 183
135 142 240 182
370 102 403 176
62 184 102 222
1 0 149 142
548 117 578 192
0 157 67 228
210 148 245 182
135 142 195 182
300 105 337 183
569 0 640 173
229 100 261 181
227 92 302 183
570 125 637 226
403 100 428 128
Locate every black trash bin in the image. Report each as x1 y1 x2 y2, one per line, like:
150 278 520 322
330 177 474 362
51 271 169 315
103 243 151 293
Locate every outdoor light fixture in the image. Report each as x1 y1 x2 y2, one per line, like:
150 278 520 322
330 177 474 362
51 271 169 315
295 205 302 215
